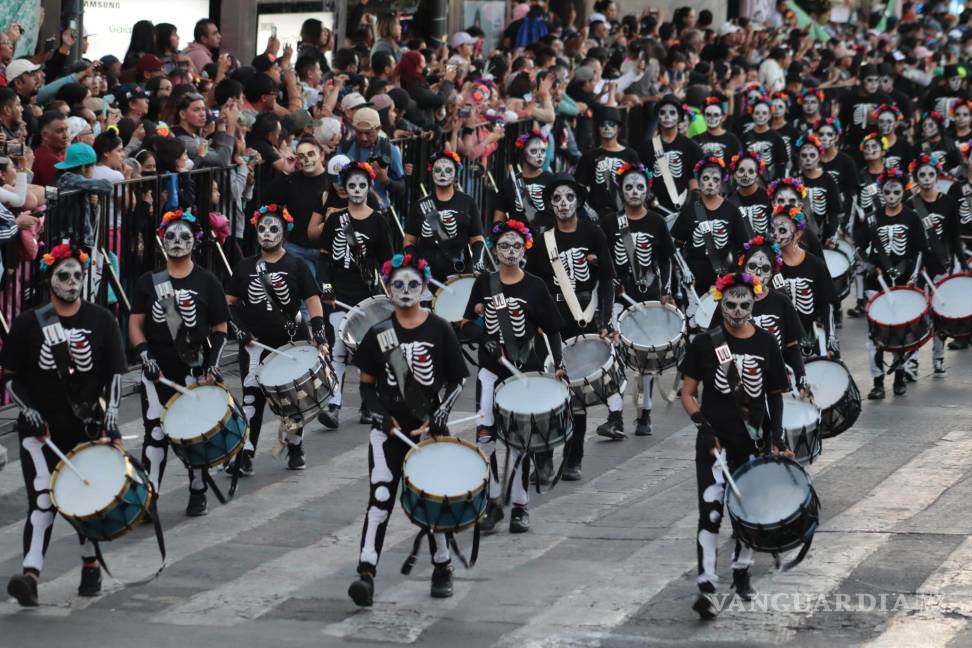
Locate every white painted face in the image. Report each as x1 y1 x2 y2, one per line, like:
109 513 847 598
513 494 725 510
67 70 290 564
744 249 773 288
949 76 964 92
551 184 578 221
862 138 883 161
799 145 820 171
621 172 648 207
388 266 423 307
523 138 546 169
734 158 758 187
163 221 195 258
296 143 320 173
916 165 938 190
955 105 971 129
598 120 619 141
495 230 525 267
257 214 284 251
818 126 837 150
345 170 370 205
881 180 904 208
880 76 893 92
802 95 819 115
699 166 722 197
770 99 787 118
658 104 679 129
752 104 770 126
431 157 456 188
772 187 801 209
922 118 939 140
703 105 723 130
877 111 897 136
721 284 754 328
50 257 83 302
863 76 880 95
770 215 797 247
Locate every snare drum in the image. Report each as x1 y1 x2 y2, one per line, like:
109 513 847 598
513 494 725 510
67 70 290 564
617 302 687 373
866 287 932 352
804 358 861 439
255 342 336 420
824 249 852 300
931 272 972 339
493 372 573 452
554 334 627 406
726 456 820 565
782 394 822 464
340 295 394 353
431 274 476 324
50 442 154 542
400 436 489 532
836 238 858 273
161 384 248 469
686 291 718 331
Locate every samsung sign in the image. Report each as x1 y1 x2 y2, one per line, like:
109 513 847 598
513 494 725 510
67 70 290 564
82 0 211 62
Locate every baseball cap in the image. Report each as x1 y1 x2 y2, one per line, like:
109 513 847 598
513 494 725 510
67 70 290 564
136 54 163 75
718 23 741 37
387 87 415 113
370 93 394 111
352 107 381 130
914 46 933 59
340 92 369 113
116 83 149 104
449 32 478 48
55 143 97 170
327 154 351 177
282 109 321 134
65 116 91 143
588 12 607 24
6 59 41 82
573 66 595 82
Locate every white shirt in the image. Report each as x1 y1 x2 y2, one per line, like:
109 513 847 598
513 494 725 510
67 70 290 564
758 58 785 93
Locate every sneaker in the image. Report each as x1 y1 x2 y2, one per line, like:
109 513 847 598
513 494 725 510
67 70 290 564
186 491 208 517
847 301 868 318
479 499 504 534
934 358 947 376
317 404 340 430
287 443 306 470
7 573 38 607
596 411 626 440
78 566 102 597
731 568 756 602
430 564 454 598
348 573 374 607
948 338 969 350
867 381 885 400
359 404 372 425
509 506 530 533
893 372 907 396
561 461 582 481
692 592 719 620
227 450 254 476
634 410 652 436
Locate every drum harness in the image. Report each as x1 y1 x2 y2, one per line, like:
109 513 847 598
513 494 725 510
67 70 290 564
543 229 598 327
418 192 465 272
338 211 382 296
487 271 533 367
35 304 167 583
374 319 481 574
652 135 686 213
510 170 538 227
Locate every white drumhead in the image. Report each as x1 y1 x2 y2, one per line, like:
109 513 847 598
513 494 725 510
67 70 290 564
563 335 611 378
836 239 856 263
868 289 927 326
805 360 851 410
691 293 717 329
731 460 810 524
344 296 395 346
256 343 319 386
495 375 569 415
620 303 684 346
933 275 972 318
782 394 821 430
824 249 851 279
51 445 128 517
164 385 230 440
404 441 486 496
432 276 476 322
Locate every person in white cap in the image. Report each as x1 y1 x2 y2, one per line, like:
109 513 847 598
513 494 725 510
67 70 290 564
449 32 478 67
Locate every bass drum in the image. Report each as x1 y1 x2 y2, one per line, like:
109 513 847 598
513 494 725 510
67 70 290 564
804 358 861 438
865 287 932 352
931 272 972 339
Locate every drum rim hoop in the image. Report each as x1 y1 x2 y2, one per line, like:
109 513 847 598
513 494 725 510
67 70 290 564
254 341 323 387
401 436 490 503
161 384 237 445
49 441 145 522
866 287 930 328
618 302 687 351
931 273 972 319
341 295 393 347
561 333 618 386
400 492 488 532
430 273 476 312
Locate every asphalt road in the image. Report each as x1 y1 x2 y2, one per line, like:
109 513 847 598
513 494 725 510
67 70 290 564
2 294 972 648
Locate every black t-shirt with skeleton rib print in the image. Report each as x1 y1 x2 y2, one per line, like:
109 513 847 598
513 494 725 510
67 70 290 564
729 188 773 237
800 171 842 241
527 220 615 306
853 206 929 282
779 251 837 342
711 289 805 353
910 192 962 276
319 208 394 304
637 133 702 212
946 180 972 244
671 199 749 293
742 128 789 181
600 208 675 298
227 252 320 348
574 146 642 213
404 190 483 282
494 170 552 225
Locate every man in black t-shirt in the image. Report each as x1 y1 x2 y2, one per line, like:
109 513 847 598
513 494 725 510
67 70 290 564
743 96 789 182
227 204 331 474
3 243 127 606
695 96 743 164
347 253 468 607
130 210 231 517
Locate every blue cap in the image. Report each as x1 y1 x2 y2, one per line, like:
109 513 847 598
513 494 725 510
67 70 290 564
54 143 97 170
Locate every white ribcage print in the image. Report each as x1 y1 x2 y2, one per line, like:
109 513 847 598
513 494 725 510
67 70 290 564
484 296 528 342
781 134 792 154
742 122 755 134
527 183 545 211
420 209 459 240
808 187 827 217
701 142 725 159
926 212 945 237
747 139 773 166
740 204 769 234
691 219 729 249
754 313 783 349
39 328 94 373
877 224 909 256
960 196 972 225
935 97 954 118
553 247 591 290
826 168 841 185
859 183 881 211
713 353 765 398
612 232 654 268
594 157 624 186
384 341 436 387
785 277 815 315
653 151 683 179
151 289 199 327
246 272 292 311
333 227 370 269
853 103 875 127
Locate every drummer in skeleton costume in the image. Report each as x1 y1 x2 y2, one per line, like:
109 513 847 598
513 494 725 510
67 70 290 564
818 118 859 220
838 64 892 155
679 271 789 619
924 65 969 127
575 106 642 216
795 134 842 242
637 95 702 216
848 133 890 318
404 149 487 283
528 173 618 478
728 151 772 237
3 242 127 606
743 95 789 182
493 127 553 230
852 168 929 399
695 95 743 164
769 92 799 169
766 176 825 260
348 253 468 606
918 111 963 177
870 104 911 170
318 162 394 430
793 87 824 137
462 219 565 534
602 162 675 436
226 204 330 474
945 139 972 350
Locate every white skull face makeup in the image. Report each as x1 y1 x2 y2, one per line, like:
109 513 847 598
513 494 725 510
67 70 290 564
621 172 648 207
50 258 83 303
770 215 797 247
770 99 787 119
949 76 964 92
863 76 880 95
862 138 883 161
163 221 195 258
734 159 758 187
598 120 619 141
818 126 837 150
721 284 754 328
495 230 526 267
881 181 904 208
296 144 320 173
877 111 897 136
880 76 894 93
752 104 770 126
658 104 679 130
257 214 284 251
703 106 723 130
699 166 722 196
772 187 801 209
922 118 940 140
345 171 370 205
523 138 547 169
744 249 774 289
431 157 456 188
955 106 971 129
799 145 820 171
551 184 578 221
916 165 938 190
388 267 424 308
802 95 820 116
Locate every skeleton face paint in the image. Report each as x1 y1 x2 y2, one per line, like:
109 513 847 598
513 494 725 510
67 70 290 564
551 184 578 221
257 214 284 251
495 230 525 267
523 138 546 169
431 157 456 188
598 120 619 141
163 221 195 258
734 159 758 187
658 104 679 130
296 144 320 173
863 76 880 95
50 258 83 302
799 145 820 171
880 76 893 93
882 181 904 208
699 167 722 196
387 267 424 308
772 188 801 209
802 96 819 115
955 106 971 129
770 215 797 247
744 249 774 288
621 172 648 207
949 76 963 92
818 126 837 150
345 171 370 205
771 99 787 119
862 138 883 161
721 284 754 328
877 112 896 136
916 165 938 190
922 118 939 140
752 104 770 126
703 107 723 130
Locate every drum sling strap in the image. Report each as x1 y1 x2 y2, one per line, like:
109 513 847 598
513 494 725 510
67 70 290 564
487 271 532 367
374 319 432 420
543 229 598 327
152 271 204 367
256 259 299 340
511 173 538 226
340 212 379 294
910 196 950 269
33 305 100 427
617 212 656 291
418 195 464 269
693 201 730 276
653 135 684 209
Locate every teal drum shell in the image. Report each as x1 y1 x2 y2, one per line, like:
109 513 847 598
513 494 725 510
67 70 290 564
75 461 154 541
400 437 489 532
163 385 249 469
170 408 248 468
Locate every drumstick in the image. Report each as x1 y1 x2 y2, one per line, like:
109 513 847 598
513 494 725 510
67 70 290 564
334 300 357 311
813 323 826 357
619 293 653 338
158 376 198 399
429 277 453 294
922 271 943 303
249 340 297 361
713 451 743 502
500 356 529 381
392 427 421 450
45 438 91 486
447 413 482 426
877 273 897 315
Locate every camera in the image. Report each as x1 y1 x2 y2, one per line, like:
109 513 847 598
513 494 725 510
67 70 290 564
369 153 391 168
0 142 24 157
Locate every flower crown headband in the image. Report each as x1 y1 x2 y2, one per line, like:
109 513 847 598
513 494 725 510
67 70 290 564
877 168 911 189
730 151 766 175
921 111 945 128
615 161 654 186
960 139 972 159
869 103 903 124
155 121 172 138
157 208 203 238
341 161 377 181
693 156 728 180
488 218 534 250
797 88 824 105
819 116 842 135
380 253 431 284
766 176 807 199
711 271 763 301
908 153 944 175
770 91 791 108
747 94 771 113
771 204 808 230
738 235 783 273
514 128 547 149
40 242 90 273
796 133 825 153
703 96 727 113
250 203 295 231
427 148 463 174
859 132 890 152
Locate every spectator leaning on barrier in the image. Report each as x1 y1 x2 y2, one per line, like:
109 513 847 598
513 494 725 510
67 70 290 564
171 91 236 169
341 106 404 207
